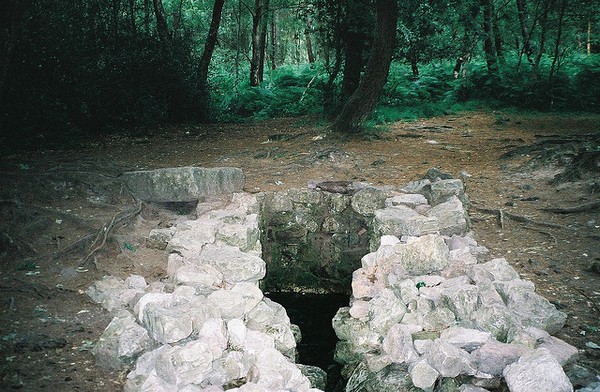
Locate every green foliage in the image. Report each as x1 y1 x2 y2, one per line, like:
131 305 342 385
213 64 325 121
447 54 600 112
1 0 204 149
1 0 599 149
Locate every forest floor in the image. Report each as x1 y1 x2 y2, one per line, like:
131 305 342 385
0 111 599 391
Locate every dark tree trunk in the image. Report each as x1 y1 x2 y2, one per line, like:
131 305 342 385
258 0 269 79
198 0 226 93
173 0 184 37
480 0 499 80
532 0 550 79
128 0 137 35
337 0 373 109
305 30 315 63
339 30 366 106
144 0 151 33
516 0 534 64
0 0 29 101
549 0 567 83
410 56 419 78
331 0 397 133
270 10 277 70
153 0 171 46
322 0 343 117
112 0 121 42
250 0 269 86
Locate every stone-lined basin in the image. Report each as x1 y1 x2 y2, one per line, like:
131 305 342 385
86 167 583 392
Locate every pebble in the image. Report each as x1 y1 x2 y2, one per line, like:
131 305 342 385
585 342 600 349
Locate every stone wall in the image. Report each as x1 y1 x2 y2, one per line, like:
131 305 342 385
84 167 596 392
260 177 471 295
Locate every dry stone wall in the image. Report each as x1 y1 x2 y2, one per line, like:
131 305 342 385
85 167 593 391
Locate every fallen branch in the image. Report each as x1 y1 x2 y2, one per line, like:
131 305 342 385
541 200 600 214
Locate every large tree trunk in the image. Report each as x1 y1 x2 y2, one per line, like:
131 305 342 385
198 0 226 92
250 0 269 86
331 0 397 133
480 0 499 80
153 0 171 46
337 0 373 109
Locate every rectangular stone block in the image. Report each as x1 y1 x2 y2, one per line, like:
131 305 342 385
122 167 245 202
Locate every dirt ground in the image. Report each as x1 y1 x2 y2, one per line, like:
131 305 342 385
1 111 599 391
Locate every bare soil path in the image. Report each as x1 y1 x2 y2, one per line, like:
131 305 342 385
1 111 599 390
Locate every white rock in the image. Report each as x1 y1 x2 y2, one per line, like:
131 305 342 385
427 339 475 378
368 288 407 334
382 324 421 364
393 234 449 275
440 327 492 352
410 359 439 390
503 348 573 392
471 339 530 375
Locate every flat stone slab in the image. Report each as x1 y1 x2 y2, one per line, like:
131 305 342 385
122 167 245 202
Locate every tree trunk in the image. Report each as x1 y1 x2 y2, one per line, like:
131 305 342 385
198 0 226 93
144 0 151 33
532 0 550 79
549 0 567 83
0 0 29 101
250 0 269 86
258 0 269 80
480 0 499 80
410 56 419 78
587 19 592 55
339 30 366 105
516 0 534 65
173 0 184 38
331 0 397 133
337 0 373 109
111 0 121 43
129 0 137 35
153 0 171 46
270 10 277 70
305 30 315 63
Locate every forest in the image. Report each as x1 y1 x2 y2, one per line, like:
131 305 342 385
1 0 599 149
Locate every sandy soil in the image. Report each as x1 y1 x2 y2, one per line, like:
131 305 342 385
0 111 599 390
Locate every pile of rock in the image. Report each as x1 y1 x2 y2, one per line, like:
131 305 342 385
334 234 575 391
87 192 323 392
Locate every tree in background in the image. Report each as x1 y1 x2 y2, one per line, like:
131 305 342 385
197 0 227 114
0 0 30 105
331 0 398 133
1 0 599 147
250 0 270 86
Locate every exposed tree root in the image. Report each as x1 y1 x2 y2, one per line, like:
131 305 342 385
574 288 600 314
78 190 142 269
541 200 600 214
472 206 569 230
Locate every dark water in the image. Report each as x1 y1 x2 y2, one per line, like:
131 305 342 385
266 292 349 391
